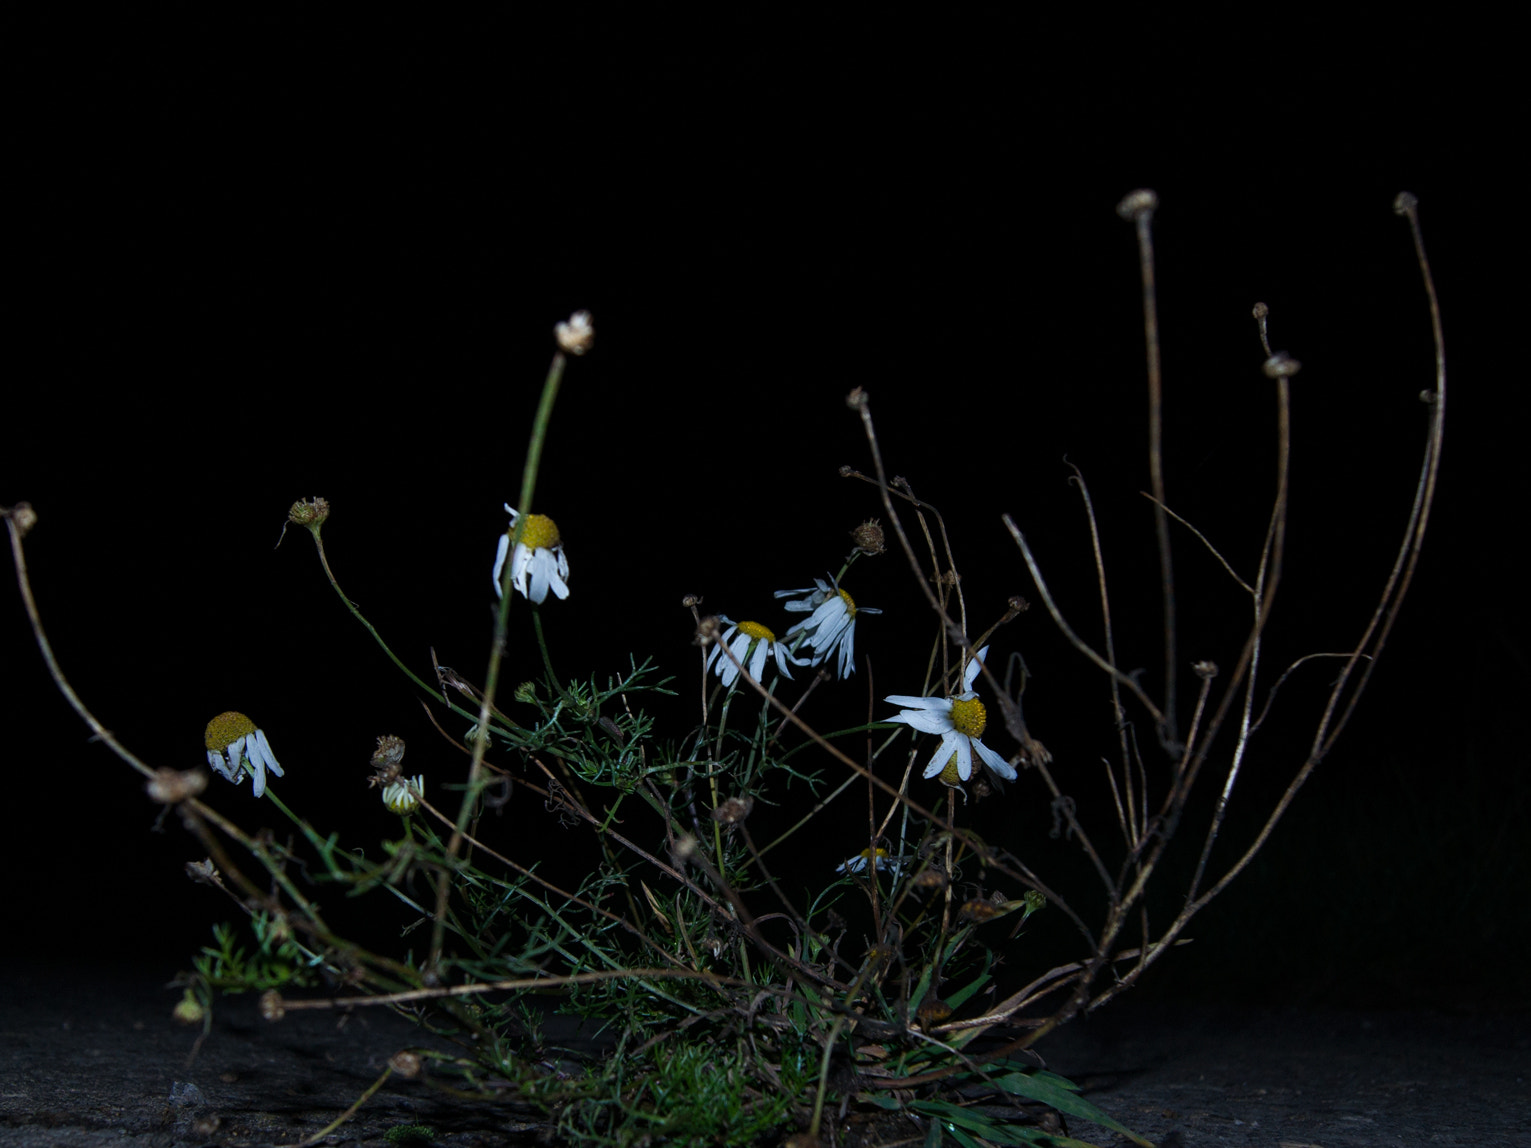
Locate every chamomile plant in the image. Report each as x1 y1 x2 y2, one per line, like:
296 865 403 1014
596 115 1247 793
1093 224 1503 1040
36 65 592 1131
5 192 1447 1147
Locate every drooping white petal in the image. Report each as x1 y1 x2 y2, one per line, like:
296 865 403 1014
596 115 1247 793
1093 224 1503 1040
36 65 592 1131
492 534 510 596
921 731 964 779
206 749 237 782
953 735 974 780
835 619 856 678
529 551 552 604
746 636 770 682
252 728 283 779
973 737 1016 781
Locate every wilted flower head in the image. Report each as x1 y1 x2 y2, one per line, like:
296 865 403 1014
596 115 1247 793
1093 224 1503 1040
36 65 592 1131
836 847 894 875
494 505 570 604
204 712 284 798
776 574 881 678
884 647 1016 787
705 617 802 689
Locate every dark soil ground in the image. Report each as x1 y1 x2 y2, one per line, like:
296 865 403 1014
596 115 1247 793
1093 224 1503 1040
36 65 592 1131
2 964 1525 1147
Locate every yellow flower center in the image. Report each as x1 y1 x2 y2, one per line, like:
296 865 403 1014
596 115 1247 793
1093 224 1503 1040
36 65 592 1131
949 697 986 738
938 753 963 785
738 620 775 643
205 711 256 752
516 513 560 550
837 588 856 615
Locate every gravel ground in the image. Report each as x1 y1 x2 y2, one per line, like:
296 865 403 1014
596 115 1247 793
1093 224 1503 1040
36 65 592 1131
2 964 1525 1147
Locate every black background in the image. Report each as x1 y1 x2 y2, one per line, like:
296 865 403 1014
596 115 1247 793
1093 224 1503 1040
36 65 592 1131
5 13 1523 1011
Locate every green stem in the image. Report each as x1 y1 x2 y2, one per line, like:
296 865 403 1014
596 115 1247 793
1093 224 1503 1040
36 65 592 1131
433 350 566 972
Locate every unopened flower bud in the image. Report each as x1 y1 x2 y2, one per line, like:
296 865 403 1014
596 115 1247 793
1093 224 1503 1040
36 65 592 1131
383 775 424 815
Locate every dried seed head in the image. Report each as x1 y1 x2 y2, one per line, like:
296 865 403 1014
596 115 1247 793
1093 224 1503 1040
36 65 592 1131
1251 301 1269 320
1192 660 1220 680
147 768 208 804
259 990 286 1022
916 997 953 1028
185 858 221 886
389 1050 423 1078
1116 188 1159 220
1262 352 1302 379
1394 191 1419 215
712 795 754 824
694 615 721 648
372 735 406 770
172 990 206 1026
681 593 702 608
555 310 595 355
370 735 406 788
850 518 886 556
959 899 1003 923
844 386 868 410
288 497 330 529
5 503 38 538
911 867 948 892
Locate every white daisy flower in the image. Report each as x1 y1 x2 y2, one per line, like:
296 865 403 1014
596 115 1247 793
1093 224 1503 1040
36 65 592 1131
775 575 881 678
705 617 801 689
884 646 1017 785
382 774 424 815
493 505 569 604
204 711 284 798
836 847 895 875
